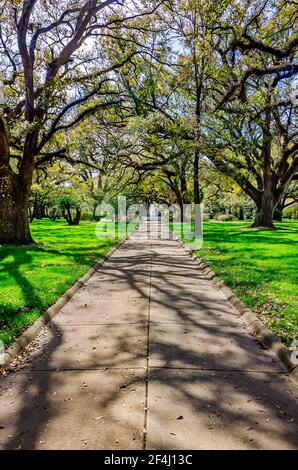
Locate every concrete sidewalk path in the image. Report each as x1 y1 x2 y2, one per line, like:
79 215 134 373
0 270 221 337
0 222 297 449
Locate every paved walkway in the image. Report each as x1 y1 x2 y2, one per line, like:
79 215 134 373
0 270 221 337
0 222 297 449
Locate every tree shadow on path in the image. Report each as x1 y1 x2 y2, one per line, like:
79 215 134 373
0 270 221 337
0 235 297 449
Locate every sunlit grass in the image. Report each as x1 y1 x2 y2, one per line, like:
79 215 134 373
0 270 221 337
171 221 298 346
0 219 132 345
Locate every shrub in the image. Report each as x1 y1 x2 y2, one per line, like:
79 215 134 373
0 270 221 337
215 213 238 222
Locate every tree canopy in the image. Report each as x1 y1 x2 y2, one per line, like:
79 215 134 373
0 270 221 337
0 0 297 243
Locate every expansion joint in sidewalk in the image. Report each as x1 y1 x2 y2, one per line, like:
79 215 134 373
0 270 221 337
143 242 153 450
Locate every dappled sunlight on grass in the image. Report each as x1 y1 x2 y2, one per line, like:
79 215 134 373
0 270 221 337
172 221 298 346
0 220 131 345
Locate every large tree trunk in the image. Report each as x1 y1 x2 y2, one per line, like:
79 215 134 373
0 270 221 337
273 204 283 222
165 172 184 222
0 115 36 244
252 192 275 228
173 183 184 222
92 204 97 221
34 203 47 219
193 150 201 205
0 169 33 244
180 174 189 204
30 199 47 222
251 120 276 229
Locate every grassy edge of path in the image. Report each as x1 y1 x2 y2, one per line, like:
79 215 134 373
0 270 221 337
171 221 298 347
0 220 133 346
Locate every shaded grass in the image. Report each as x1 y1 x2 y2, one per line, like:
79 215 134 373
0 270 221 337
172 221 298 346
0 220 132 345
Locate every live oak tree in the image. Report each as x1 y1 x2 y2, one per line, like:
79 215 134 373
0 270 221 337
94 22 192 208
101 3 203 211
106 0 262 218
0 0 159 244
207 0 298 228
29 158 104 222
159 0 221 206
134 0 298 228
206 83 298 228
124 0 221 207
2 0 296 239
274 180 298 221
67 122 126 220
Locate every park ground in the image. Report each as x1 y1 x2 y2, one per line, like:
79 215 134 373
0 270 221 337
0 220 132 345
0 221 297 450
0 219 297 347
173 221 298 346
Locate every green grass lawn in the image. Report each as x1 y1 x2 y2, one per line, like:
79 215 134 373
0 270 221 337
172 221 298 346
1 219 297 348
0 219 132 345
